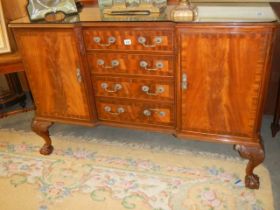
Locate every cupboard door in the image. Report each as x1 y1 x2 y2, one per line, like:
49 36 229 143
179 27 274 137
15 29 92 122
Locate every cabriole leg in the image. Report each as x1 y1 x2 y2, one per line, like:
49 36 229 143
234 142 265 189
32 119 54 155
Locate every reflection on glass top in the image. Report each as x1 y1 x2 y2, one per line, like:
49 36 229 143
9 3 278 25
98 0 167 16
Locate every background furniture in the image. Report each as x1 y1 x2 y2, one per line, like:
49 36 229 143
271 81 280 137
0 0 32 118
0 52 31 118
1 0 30 93
0 53 26 108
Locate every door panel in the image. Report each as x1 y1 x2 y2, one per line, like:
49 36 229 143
179 27 273 137
16 29 91 121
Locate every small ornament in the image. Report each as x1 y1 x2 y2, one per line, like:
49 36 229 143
170 0 197 22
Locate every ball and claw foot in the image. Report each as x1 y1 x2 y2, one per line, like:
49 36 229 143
40 144 54 155
234 143 264 190
245 174 260 189
32 119 54 156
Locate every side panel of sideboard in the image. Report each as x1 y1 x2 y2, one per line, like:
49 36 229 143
176 26 275 143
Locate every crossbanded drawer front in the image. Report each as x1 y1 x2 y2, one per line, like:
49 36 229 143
96 100 174 125
88 53 174 77
83 29 173 52
94 77 174 101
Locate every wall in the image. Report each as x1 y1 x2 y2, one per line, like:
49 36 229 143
1 0 27 21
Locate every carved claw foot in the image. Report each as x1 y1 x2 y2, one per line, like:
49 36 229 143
234 143 264 189
245 174 260 189
40 144 54 155
32 119 54 155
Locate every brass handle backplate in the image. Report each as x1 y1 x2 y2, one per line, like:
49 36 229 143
143 109 166 117
101 82 122 93
139 60 164 71
137 36 163 48
97 59 120 69
93 36 116 47
141 85 165 96
104 106 125 115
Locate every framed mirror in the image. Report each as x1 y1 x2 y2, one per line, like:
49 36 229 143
0 0 11 54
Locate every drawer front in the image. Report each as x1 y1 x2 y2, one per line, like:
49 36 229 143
94 77 174 101
88 53 174 77
83 29 173 52
96 99 174 126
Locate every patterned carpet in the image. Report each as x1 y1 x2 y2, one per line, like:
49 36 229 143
0 129 274 210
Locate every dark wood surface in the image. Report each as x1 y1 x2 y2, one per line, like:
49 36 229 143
271 80 280 137
10 17 278 189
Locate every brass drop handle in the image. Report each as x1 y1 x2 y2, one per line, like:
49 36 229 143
93 36 116 47
141 85 165 96
137 36 163 48
97 59 120 69
104 106 125 115
182 73 188 90
101 82 122 93
139 60 164 71
76 68 82 83
143 109 166 117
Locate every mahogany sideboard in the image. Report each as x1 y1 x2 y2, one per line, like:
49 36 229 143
9 6 279 189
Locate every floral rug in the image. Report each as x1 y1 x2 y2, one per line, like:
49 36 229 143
0 130 274 210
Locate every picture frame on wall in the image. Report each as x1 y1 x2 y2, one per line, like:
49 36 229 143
0 0 11 54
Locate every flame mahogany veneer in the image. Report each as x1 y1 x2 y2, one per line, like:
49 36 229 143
10 20 278 189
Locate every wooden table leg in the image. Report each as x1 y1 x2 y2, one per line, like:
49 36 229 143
32 119 54 155
234 141 265 189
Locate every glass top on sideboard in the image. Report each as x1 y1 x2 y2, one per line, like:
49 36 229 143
9 3 278 25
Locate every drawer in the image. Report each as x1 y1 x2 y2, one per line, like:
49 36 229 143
88 53 174 77
96 99 174 126
93 77 174 101
83 29 173 52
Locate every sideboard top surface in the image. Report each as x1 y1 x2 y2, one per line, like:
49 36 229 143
9 3 279 28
